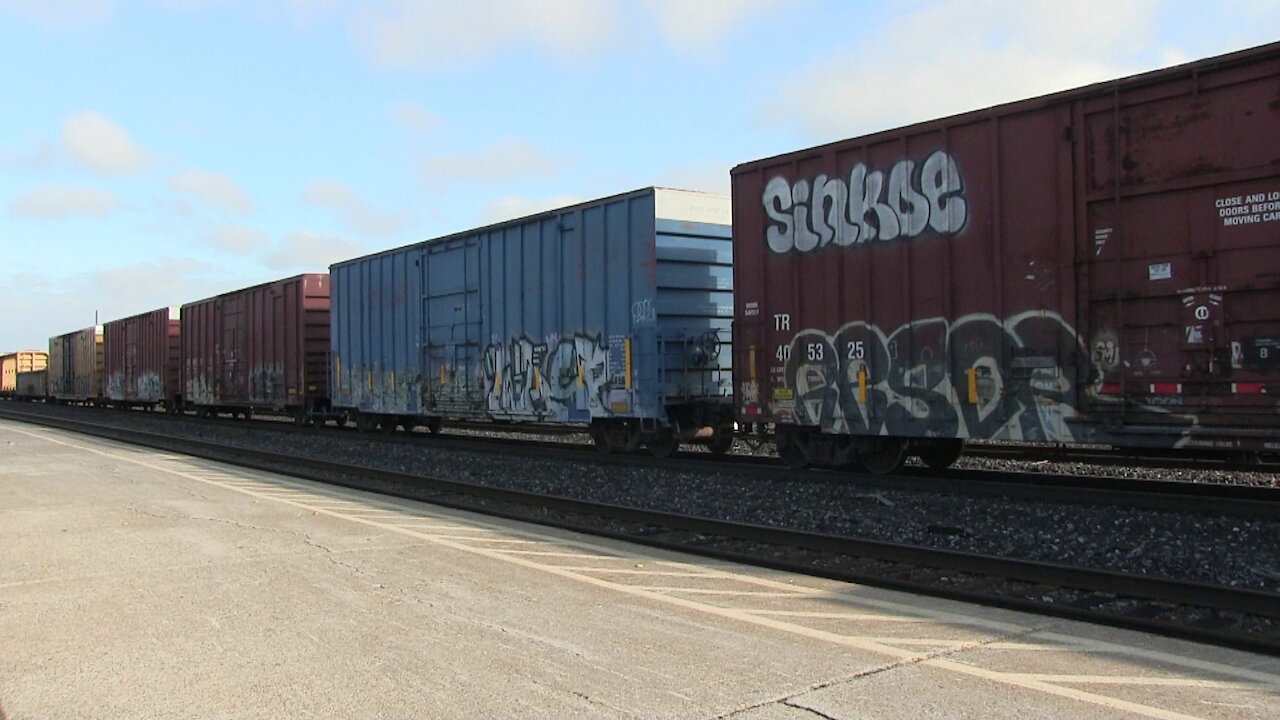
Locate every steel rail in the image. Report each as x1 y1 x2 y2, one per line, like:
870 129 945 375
7 403 1279 520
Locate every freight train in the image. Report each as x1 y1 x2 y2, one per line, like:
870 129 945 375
3 41 1278 472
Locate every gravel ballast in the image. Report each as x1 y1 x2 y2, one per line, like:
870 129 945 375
8 402 1280 594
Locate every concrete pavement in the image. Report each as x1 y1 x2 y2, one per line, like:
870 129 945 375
2 418 1277 719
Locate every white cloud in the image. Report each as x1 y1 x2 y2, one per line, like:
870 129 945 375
168 169 255 214
642 0 787 51
477 194 584 225
355 0 617 70
205 225 268 256
85 257 214 308
261 230 366 271
763 0 1164 141
421 138 564 186
301 179 409 237
7 185 122 219
60 110 148 175
391 101 440 132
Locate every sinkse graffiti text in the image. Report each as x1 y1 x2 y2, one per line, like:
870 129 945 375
762 150 968 254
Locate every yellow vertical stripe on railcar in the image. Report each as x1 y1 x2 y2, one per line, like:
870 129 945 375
858 369 867 404
624 337 632 390
967 368 978 404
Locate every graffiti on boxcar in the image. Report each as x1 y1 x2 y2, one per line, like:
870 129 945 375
1091 331 1120 371
107 371 165 402
762 150 968 255
778 312 1095 443
482 332 609 417
631 297 656 326
248 364 286 404
105 373 125 401
185 365 215 405
137 372 164 402
335 356 422 413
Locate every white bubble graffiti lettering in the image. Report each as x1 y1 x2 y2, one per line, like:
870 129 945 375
631 297 656 326
763 150 968 254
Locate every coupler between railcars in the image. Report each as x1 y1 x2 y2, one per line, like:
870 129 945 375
591 405 734 458
291 399 354 429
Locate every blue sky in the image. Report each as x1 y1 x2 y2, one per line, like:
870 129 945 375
1 0 1277 350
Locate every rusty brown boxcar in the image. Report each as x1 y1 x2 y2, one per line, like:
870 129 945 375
181 274 330 420
48 327 104 404
1 350 48 397
103 307 181 410
732 42 1280 471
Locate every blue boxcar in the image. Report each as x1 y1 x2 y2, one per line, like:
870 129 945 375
330 187 733 454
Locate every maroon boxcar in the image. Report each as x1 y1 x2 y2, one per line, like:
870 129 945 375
103 307 181 410
181 274 330 420
732 42 1280 471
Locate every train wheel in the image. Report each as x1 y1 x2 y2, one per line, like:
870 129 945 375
590 425 612 454
619 423 642 452
378 416 398 434
858 438 907 475
424 417 443 435
293 407 310 426
646 431 678 458
355 413 378 433
707 431 734 456
775 428 808 469
917 439 965 469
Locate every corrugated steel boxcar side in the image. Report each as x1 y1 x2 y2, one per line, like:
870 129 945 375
332 187 733 453
181 274 329 418
732 42 1280 469
15 370 47 399
103 307 181 408
1 350 47 396
48 327 103 403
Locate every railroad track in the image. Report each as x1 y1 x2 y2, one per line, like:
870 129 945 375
4 405 1278 656
964 441 1280 473
7 402 1279 520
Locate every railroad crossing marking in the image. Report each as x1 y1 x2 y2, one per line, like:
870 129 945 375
5 421 1279 720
